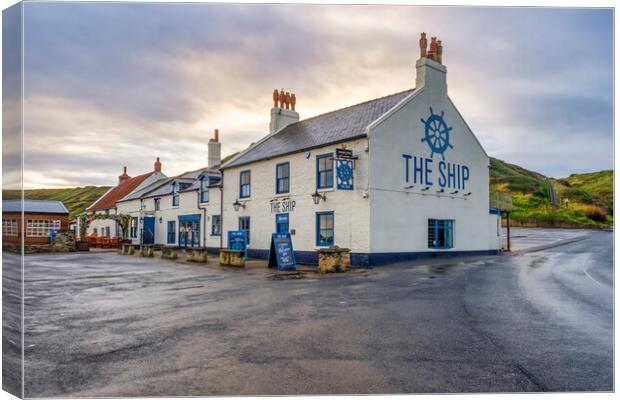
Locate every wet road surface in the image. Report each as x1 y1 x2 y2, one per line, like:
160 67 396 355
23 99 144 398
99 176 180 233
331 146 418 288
13 230 613 396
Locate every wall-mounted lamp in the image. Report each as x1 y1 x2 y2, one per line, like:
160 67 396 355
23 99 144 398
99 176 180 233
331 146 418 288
159 217 163 223
421 187 430 191
463 192 472 197
232 199 246 211
437 188 445 193
451 190 459 195
312 189 326 205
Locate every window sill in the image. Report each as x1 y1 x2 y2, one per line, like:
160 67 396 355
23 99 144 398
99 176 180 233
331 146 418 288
317 187 334 193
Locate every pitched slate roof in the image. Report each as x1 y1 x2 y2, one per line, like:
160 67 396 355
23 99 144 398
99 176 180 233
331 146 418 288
222 88 415 169
87 172 155 211
3 200 69 214
118 177 170 202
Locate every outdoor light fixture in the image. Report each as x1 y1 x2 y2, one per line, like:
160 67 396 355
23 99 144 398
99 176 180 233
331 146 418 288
159 217 163 223
464 192 472 196
451 190 459 194
421 186 430 191
232 199 245 211
311 189 326 205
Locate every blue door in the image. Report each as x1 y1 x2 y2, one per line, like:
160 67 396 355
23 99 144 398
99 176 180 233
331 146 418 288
143 216 155 244
275 213 289 234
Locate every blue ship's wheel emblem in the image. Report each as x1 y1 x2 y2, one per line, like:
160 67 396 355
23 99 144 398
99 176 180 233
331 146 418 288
421 107 453 160
231 242 244 251
337 162 353 182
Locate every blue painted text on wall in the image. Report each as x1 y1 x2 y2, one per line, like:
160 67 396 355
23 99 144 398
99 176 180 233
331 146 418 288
402 154 469 189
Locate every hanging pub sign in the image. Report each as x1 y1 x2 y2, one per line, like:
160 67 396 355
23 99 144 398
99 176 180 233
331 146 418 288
336 159 354 190
268 232 296 270
336 148 354 159
228 231 248 257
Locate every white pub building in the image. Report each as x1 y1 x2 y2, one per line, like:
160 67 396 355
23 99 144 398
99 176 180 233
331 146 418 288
86 34 501 266
220 34 501 266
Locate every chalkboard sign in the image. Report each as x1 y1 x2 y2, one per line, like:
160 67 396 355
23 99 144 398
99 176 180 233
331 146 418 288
268 233 296 270
228 231 248 257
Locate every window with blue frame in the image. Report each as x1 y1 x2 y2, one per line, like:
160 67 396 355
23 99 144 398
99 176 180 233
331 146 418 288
239 170 251 198
316 212 334 246
211 215 221 236
316 154 334 189
172 182 179 207
275 162 290 194
200 177 209 203
428 219 454 249
239 216 250 244
130 218 138 238
167 221 176 244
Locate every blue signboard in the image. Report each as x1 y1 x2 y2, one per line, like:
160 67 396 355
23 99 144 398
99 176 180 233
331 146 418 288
268 233 296 271
228 230 248 257
336 160 354 190
275 213 289 234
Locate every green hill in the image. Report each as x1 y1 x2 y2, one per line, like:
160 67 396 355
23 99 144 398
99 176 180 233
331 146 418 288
2 157 612 229
490 157 613 228
3 186 111 220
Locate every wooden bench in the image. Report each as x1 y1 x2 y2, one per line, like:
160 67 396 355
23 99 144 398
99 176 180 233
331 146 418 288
219 249 245 267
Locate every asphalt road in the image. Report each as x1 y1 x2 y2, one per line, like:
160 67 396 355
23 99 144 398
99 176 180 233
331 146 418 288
10 229 613 396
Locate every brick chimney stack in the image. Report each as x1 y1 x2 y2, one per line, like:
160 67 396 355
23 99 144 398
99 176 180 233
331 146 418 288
270 88 300 134
208 129 222 168
416 32 447 95
118 166 130 185
154 157 162 173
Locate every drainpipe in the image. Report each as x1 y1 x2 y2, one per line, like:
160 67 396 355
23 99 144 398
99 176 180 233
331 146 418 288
219 174 224 249
197 189 207 249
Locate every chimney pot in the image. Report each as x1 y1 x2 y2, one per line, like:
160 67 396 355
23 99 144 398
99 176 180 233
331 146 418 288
272 89 279 108
419 32 428 58
118 166 130 184
154 157 162 173
214 129 219 142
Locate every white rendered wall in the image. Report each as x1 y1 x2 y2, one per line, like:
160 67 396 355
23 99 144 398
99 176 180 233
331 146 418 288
87 209 117 237
221 139 371 254
367 60 498 253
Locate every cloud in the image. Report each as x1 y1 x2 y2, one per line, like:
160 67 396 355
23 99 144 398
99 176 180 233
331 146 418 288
19 4 613 188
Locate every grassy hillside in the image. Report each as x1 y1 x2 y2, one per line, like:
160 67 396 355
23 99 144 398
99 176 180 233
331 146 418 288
2 158 612 229
3 186 111 219
490 158 613 228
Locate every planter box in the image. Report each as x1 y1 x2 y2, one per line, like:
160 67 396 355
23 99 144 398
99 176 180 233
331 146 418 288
161 246 179 260
219 249 245 267
139 245 154 257
186 247 208 263
317 246 351 273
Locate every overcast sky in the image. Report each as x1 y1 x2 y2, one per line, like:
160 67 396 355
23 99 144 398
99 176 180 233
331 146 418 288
16 3 613 188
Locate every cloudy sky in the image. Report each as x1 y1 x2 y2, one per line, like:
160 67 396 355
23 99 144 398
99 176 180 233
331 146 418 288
14 3 614 188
